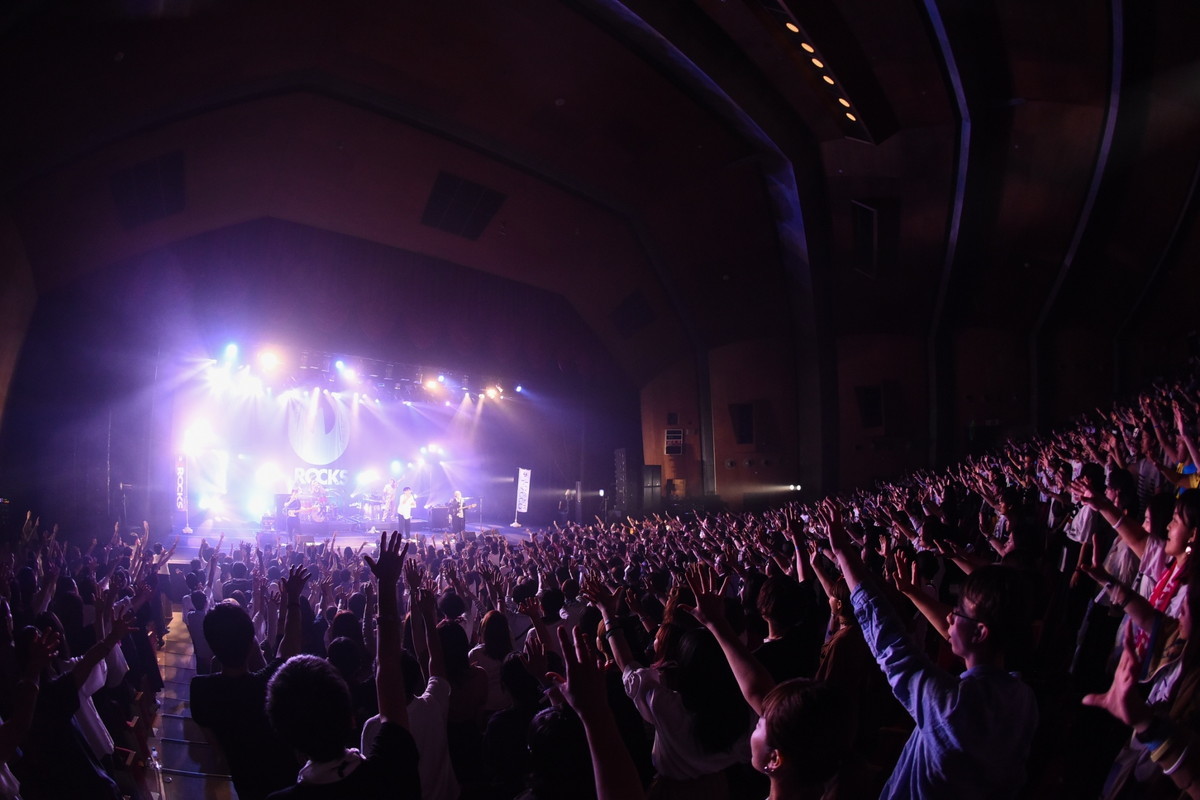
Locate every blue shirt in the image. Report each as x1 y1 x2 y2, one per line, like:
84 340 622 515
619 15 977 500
851 583 1038 799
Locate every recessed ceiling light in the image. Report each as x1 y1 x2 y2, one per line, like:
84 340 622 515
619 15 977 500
846 112 857 121
823 75 835 85
785 22 800 33
811 58 824 68
801 42 815 53
838 98 851 108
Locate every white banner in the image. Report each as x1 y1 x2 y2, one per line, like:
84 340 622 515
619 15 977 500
516 468 532 513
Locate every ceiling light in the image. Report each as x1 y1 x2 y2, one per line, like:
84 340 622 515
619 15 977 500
785 22 799 33
846 112 857 121
800 42 815 53
811 58 824 68
823 75 835 85
838 98 851 108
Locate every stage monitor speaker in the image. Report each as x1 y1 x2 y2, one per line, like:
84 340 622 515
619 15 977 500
428 506 450 529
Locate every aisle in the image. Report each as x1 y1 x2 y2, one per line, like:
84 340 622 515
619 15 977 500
153 608 235 799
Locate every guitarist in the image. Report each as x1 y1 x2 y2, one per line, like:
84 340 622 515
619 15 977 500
449 490 475 537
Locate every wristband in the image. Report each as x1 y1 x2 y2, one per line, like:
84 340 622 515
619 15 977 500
1137 718 1170 750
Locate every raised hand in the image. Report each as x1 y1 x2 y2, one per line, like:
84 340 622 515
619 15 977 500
889 550 919 596
1077 536 1111 586
1082 629 1152 729
548 626 606 718
403 558 425 594
818 500 852 555
363 531 409 585
413 585 437 621
679 562 728 629
522 627 549 681
517 597 541 620
282 564 312 601
25 628 61 677
110 607 136 640
580 575 618 617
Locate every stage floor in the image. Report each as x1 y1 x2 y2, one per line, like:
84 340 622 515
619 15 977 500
166 516 538 564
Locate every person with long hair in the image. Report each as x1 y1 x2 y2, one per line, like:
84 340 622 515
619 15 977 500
470 609 514 716
1076 488 1200 659
437 618 488 790
1082 564 1200 798
681 564 850 800
582 576 752 800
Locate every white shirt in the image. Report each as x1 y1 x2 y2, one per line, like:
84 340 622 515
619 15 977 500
398 492 417 521
362 677 459 800
622 662 751 780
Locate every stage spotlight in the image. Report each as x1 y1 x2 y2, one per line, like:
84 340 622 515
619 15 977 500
181 419 216 456
403 400 414 406
248 496 274 519
357 469 381 486
254 462 283 488
199 494 227 516
425 379 438 390
335 360 346 371
390 460 403 475
599 489 605 497
223 343 238 362
259 350 281 371
515 385 523 393
485 387 498 399
437 374 446 383
344 367 358 381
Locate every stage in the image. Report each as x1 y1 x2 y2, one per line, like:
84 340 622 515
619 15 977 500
166 513 538 565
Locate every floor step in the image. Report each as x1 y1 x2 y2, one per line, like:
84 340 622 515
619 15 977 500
159 736 231 775
160 696 189 716
160 713 207 741
161 663 196 683
161 642 196 657
161 682 189 701
159 768 235 800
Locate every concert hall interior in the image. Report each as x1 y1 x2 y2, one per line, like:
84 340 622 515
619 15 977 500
1 0 1199 532
5 5 1200 800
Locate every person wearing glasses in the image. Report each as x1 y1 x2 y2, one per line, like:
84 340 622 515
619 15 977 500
821 503 1039 800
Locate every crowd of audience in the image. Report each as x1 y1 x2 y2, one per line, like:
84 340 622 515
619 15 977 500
2 373 1200 799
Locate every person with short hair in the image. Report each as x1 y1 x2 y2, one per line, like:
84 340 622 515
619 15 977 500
822 503 1039 799
265 532 419 799
190 567 310 800
398 487 417 539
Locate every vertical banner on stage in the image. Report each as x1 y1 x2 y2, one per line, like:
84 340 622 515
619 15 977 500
174 454 190 532
516 468 532 513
